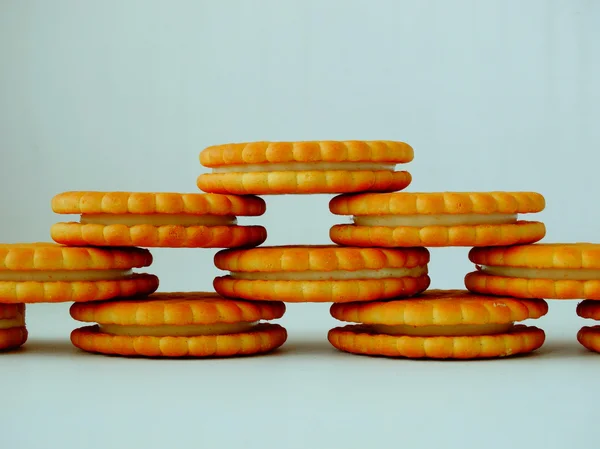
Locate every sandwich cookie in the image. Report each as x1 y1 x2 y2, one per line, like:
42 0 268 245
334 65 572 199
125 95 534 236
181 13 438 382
0 304 27 351
329 192 546 247
466 243 600 299
576 301 600 353
70 292 287 357
213 245 430 303
0 243 158 303
328 289 547 359
197 140 414 195
51 191 267 248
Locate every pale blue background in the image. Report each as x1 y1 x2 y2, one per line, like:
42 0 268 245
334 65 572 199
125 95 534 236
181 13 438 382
1 1 599 448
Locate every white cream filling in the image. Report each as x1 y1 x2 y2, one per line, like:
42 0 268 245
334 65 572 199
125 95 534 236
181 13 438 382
230 266 427 281
479 265 600 281
98 321 257 337
212 162 395 173
0 314 25 330
80 214 237 227
353 213 518 227
369 322 514 336
0 269 133 282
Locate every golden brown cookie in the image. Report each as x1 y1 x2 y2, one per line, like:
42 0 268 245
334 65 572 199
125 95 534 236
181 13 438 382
69 292 287 357
51 192 267 248
466 243 600 299
328 289 547 359
575 300 600 353
329 192 546 247
197 140 414 195
577 326 600 353
0 243 158 303
213 245 430 303
0 303 27 351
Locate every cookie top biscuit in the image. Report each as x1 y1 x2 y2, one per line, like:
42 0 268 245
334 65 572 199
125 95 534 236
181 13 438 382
52 192 266 216
214 245 430 272
0 243 153 271
70 292 285 325
469 243 600 269
199 141 414 167
330 289 548 325
329 192 545 215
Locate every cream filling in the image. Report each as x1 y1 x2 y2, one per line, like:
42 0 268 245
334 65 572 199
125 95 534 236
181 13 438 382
230 266 427 281
369 322 514 336
212 162 395 173
98 321 257 337
353 213 518 227
0 314 25 330
80 214 237 227
479 265 600 281
0 269 133 282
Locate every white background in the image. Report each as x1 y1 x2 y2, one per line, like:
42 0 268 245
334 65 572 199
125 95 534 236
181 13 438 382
1 1 599 448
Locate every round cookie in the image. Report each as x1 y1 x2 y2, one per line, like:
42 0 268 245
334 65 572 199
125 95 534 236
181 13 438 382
329 192 546 247
213 245 430 303
0 243 158 303
576 300 600 353
0 303 27 351
69 292 287 357
51 191 267 248
466 243 600 299
328 289 547 359
197 140 414 195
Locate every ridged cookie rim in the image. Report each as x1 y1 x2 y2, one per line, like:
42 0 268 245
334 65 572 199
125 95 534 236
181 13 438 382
214 245 430 272
576 300 600 320
0 303 25 320
577 326 600 353
52 192 266 216
199 140 414 167
0 243 153 271
329 221 546 247
196 170 412 195
330 289 548 325
329 191 545 215
327 324 545 359
468 243 600 269
69 292 286 325
51 223 267 248
0 327 28 351
70 323 287 357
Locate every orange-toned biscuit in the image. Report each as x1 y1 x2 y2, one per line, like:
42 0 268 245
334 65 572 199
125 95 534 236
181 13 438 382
70 292 286 325
329 192 546 247
466 243 600 299
197 140 414 195
51 192 266 248
577 326 600 353
0 303 27 351
576 300 600 320
213 245 430 303
0 243 158 303
69 292 287 357
330 289 548 326
328 324 545 359
328 289 547 359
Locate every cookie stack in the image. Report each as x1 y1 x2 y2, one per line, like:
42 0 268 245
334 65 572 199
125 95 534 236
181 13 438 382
325 191 551 359
465 243 600 353
14 192 287 358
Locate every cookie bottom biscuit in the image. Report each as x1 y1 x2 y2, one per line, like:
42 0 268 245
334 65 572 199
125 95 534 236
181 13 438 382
577 326 600 353
327 324 545 359
465 272 600 300
51 223 267 248
330 221 545 247
197 170 412 195
0 327 28 351
71 323 287 358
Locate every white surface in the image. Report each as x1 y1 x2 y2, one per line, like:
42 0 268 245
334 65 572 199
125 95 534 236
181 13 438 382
1 1 599 448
